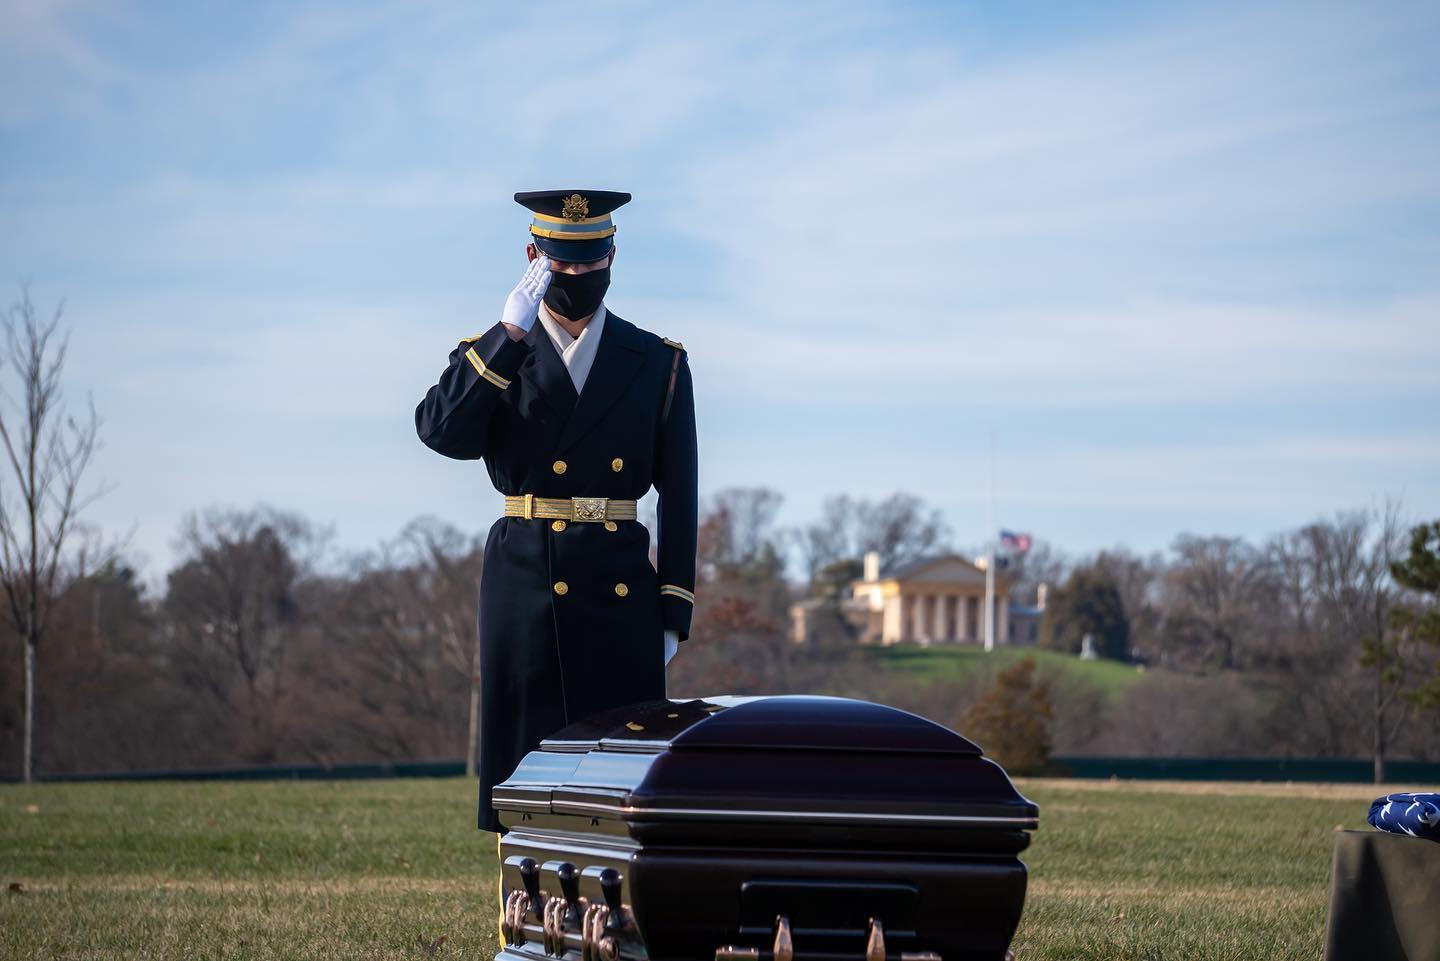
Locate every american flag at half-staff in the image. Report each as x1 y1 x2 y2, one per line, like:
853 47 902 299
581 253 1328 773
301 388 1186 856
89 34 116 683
999 529 1032 552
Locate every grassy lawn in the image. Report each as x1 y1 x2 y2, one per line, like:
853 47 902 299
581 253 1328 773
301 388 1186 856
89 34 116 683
866 642 1146 702
0 776 1391 960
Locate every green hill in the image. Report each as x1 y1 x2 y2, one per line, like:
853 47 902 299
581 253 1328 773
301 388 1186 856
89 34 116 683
862 642 1146 702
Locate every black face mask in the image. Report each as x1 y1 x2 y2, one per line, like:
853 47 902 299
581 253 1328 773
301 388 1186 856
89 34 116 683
543 265 610 320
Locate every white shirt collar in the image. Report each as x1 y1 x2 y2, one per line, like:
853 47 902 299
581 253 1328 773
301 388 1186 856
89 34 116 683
537 300 607 393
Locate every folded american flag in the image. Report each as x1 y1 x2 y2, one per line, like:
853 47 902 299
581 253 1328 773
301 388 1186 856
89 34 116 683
1369 793 1440 840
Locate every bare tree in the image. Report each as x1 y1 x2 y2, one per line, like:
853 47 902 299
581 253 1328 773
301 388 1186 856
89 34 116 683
702 486 786 580
789 494 854 588
1332 503 1409 782
787 491 952 587
313 517 483 767
1159 534 1276 669
1007 538 1070 604
853 492 951 573
1262 503 1410 774
0 285 117 782
163 504 331 763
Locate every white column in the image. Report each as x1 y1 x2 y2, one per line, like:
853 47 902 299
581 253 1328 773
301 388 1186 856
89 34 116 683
883 595 901 644
984 551 996 652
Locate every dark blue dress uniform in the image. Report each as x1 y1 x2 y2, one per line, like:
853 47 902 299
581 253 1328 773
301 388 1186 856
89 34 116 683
413 190 697 835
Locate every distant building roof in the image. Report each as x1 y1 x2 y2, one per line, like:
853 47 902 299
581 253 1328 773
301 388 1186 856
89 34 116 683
790 595 867 611
882 553 972 580
883 555 939 579
848 552 1017 593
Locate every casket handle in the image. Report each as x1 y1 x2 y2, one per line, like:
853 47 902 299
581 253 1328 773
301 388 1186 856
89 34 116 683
594 868 625 961
582 903 605 961
599 869 625 925
557 862 582 909
773 915 794 961
519 858 541 907
713 916 944 961
865 918 884 961
714 948 942 961
502 890 529 946
501 856 543 946
543 897 560 954
538 860 584 954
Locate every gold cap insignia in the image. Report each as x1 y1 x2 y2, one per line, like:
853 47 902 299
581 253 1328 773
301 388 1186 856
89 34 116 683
561 193 589 222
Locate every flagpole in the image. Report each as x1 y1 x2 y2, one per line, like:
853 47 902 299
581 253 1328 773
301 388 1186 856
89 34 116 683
985 430 996 652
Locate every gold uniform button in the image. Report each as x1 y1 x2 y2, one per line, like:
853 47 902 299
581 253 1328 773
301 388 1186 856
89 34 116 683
552 459 567 475
553 580 569 595
614 582 629 597
604 520 618 532
551 520 567 532
611 457 624 472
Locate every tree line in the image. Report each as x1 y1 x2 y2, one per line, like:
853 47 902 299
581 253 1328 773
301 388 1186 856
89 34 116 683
5 485 1434 781
699 487 1440 781
2 286 1437 781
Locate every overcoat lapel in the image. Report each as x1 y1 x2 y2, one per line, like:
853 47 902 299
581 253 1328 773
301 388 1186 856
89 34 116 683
553 310 647 456
520 314 578 419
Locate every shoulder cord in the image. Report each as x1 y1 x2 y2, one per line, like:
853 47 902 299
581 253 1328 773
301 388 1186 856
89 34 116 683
660 347 682 426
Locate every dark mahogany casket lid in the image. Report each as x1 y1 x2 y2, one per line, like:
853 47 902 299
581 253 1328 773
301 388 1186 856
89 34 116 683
493 694 1038 841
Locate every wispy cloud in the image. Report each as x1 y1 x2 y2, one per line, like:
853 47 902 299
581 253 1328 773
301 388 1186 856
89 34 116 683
1 0 1436 578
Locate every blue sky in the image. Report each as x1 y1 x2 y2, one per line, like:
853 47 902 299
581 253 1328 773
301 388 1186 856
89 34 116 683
2 0 1437 589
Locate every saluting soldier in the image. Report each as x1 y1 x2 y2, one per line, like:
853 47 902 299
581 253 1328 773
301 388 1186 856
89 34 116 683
413 189 698 838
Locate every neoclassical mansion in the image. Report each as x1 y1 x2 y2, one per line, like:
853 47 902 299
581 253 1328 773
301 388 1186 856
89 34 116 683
789 551 1045 646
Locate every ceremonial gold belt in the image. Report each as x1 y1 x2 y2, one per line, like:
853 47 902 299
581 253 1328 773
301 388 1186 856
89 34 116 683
503 494 638 522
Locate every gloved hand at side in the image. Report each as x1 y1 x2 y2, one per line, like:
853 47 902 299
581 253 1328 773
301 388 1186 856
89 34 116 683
500 255 551 333
663 629 679 666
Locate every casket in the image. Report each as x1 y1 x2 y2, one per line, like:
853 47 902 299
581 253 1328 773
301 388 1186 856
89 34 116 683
494 694 1038 961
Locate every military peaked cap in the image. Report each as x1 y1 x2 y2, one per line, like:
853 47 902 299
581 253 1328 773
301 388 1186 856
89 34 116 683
515 189 632 263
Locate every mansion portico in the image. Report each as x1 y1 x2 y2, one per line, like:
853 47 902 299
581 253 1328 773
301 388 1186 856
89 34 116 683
790 551 1031 646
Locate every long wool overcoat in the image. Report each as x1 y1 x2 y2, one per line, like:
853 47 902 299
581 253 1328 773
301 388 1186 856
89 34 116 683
414 308 697 834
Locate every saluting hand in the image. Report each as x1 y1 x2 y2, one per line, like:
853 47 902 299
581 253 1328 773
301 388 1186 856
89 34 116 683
501 255 552 336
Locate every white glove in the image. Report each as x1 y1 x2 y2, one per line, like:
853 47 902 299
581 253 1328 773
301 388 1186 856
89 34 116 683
663 629 679 666
500 256 551 333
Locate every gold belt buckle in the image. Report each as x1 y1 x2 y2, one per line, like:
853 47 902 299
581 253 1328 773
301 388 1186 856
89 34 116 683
571 496 608 522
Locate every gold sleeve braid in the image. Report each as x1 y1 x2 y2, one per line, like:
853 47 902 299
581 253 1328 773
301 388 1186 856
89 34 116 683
660 584 695 604
466 347 512 389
